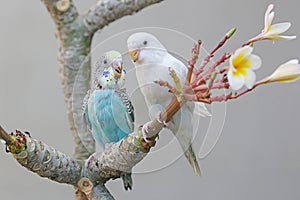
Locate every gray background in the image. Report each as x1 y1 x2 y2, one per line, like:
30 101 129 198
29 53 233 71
1 0 300 199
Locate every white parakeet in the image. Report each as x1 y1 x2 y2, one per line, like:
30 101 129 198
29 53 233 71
127 32 210 175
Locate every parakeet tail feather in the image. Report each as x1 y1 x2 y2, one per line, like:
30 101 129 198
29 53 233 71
184 145 201 176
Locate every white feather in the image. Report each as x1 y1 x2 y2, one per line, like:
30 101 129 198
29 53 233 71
127 32 207 175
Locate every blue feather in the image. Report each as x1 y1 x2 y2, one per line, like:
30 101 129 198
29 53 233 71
103 71 110 76
86 89 132 146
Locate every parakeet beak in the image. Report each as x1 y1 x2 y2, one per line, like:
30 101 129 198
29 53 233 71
112 58 123 79
128 49 139 62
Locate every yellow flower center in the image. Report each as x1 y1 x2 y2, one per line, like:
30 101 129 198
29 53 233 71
232 53 250 77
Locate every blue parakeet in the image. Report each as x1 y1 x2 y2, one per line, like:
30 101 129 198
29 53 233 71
127 32 211 175
83 50 134 190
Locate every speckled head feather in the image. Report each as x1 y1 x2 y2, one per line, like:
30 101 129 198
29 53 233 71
94 50 126 89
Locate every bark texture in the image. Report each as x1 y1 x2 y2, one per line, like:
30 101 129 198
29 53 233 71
1 0 164 199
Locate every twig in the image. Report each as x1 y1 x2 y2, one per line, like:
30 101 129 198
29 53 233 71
207 72 217 90
154 80 177 94
197 80 265 103
193 82 229 92
195 28 236 76
186 40 202 85
192 53 230 88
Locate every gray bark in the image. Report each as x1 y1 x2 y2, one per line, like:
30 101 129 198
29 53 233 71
0 122 160 199
0 0 163 199
40 0 163 161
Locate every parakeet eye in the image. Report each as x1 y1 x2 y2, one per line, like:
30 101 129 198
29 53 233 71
143 41 147 45
103 60 107 64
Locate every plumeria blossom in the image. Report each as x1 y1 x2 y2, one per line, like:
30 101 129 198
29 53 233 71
250 4 296 42
228 46 262 90
264 59 300 83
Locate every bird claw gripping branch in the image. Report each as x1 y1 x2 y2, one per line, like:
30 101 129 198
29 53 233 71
135 125 157 151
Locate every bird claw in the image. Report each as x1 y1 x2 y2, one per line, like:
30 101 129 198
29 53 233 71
141 121 152 143
156 112 170 127
85 153 95 169
163 121 170 127
121 172 133 191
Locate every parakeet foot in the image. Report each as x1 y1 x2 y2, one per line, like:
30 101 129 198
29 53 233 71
85 153 95 169
156 112 170 127
141 121 153 143
121 172 133 190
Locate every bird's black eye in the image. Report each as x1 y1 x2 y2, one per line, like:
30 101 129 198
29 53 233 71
103 60 107 64
143 40 147 45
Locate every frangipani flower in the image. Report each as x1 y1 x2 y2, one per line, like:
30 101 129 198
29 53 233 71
249 4 296 42
228 46 262 90
265 59 300 83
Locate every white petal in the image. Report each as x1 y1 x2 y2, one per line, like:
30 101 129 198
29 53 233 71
264 4 274 30
248 54 262 70
234 46 253 58
286 59 299 65
228 70 245 90
276 35 297 40
274 61 300 75
229 56 236 72
231 46 253 65
267 12 275 31
244 69 256 89
268 59 300 82
268 22 291 35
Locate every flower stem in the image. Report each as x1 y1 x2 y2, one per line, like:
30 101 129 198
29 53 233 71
195 28 236 76
186 40 201 85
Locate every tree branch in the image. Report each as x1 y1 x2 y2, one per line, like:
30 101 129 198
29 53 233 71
40 0 165 163
40 0 165 170
83 0 163 34
90 184 115 200
0 121 159 199
0 126 146 199
40 0 79 26
41 0 95 162
0 126 82 185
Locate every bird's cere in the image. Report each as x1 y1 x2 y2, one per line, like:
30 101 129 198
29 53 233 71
112 57 123 79
264 59 300 83
250 4 296 42
228 46 262 90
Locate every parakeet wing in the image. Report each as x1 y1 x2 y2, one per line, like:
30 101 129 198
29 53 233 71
115 88 135 131
162 53 211 117
93 90 131 144
194 102 211 117
83 90 92 131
